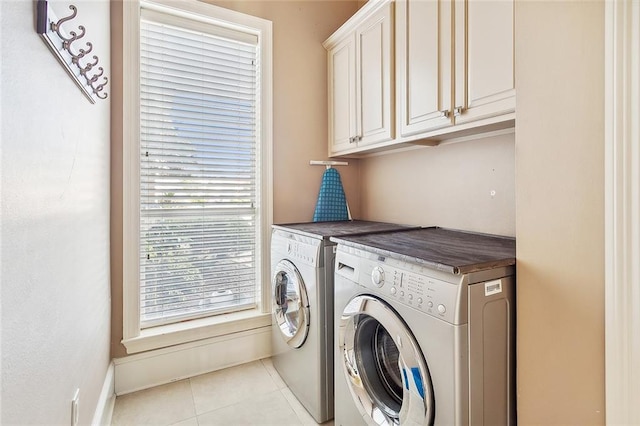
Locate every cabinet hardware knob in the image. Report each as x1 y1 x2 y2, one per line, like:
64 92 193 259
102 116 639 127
453 107 463 117
439 110 450 118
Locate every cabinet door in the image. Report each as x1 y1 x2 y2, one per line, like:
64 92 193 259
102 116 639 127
328 35 357 156
396 0 453 137
356 1 394 146
454 0 515 124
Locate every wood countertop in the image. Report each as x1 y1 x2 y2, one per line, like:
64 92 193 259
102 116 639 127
331 227 516 275
272 220 417 240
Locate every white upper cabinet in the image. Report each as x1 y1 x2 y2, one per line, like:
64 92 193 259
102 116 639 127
396 0 515 138
325 0 515 156
454 0 515 124
396 0 453 137
396 0 515 140
325 0 394 157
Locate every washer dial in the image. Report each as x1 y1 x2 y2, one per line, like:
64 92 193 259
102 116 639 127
371 266 385 287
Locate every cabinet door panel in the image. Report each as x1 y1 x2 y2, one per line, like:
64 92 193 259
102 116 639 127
397 0 452 137
468 0 513 100
328 36 356 155
360 25 384 136
455 0 515 124
357 2 393 146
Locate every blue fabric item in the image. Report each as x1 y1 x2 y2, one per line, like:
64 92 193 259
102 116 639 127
412 367 425 399
402 367 425 399
312 167 349 222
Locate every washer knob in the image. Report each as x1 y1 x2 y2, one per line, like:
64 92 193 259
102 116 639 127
371 266 385 287
437 304 446 314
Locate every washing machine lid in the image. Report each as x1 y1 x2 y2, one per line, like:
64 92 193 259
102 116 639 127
273 259 309 348
339 295 434 425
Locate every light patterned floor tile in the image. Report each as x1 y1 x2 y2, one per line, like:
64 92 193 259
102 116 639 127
261 357 288 389
111 380 195 426
197 390 303 426
189 360 279 415
110 359 334 425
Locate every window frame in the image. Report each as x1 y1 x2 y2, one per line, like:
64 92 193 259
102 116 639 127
122 0 272 354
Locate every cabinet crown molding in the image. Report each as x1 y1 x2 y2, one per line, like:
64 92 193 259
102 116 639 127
323 0 391 49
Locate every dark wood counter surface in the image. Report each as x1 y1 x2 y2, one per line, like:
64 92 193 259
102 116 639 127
272 220 417 240
331 227 515 274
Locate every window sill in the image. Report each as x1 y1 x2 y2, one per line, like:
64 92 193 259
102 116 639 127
122 309 273 354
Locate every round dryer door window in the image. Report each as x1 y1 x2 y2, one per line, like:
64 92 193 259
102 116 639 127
273 260 310 348
339 295 435 425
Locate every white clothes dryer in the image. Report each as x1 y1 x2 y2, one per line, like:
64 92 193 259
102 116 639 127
270 221 415 423
331 227 516 426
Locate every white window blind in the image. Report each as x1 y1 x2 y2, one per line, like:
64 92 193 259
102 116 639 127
139 14 259 328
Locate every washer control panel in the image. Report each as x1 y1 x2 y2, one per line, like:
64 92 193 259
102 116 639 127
357 258 461 324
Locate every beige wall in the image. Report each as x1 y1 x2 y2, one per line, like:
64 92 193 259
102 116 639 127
110 0 360 358
359 132 516 236
515 1 605 424
208 0 361 224
111 0 125 359
2 0 112 423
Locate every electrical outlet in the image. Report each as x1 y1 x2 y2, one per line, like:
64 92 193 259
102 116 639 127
71 389 80 426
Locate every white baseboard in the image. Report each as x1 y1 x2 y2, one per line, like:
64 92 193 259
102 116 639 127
114 326 272 395
91 362 116 426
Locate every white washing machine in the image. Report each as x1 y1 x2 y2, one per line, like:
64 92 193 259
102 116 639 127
331 227 516 426
270 221 415 423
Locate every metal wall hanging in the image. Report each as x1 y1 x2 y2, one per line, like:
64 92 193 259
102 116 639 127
36 0 108 103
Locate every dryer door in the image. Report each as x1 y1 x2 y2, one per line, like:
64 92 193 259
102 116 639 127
339 295 435 425
273 259 310 348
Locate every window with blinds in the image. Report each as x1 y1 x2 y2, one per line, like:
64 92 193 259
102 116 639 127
139 11 259 328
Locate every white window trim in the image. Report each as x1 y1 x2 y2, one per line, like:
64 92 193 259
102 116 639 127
122 0 273 354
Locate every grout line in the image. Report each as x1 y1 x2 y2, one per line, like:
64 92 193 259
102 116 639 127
168 416 199 426
261 357 284 388
279 388 307 425
187 377 199 425
189 361 285 418
280 387 319 426
257 358 286 391
193 388 290 424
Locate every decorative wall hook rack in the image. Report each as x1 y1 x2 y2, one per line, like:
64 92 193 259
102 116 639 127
36 0 108 103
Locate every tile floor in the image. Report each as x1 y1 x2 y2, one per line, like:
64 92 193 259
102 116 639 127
111 358 333 426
